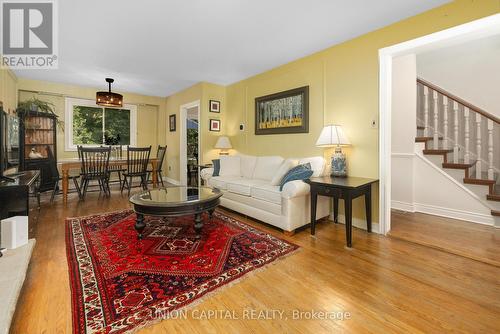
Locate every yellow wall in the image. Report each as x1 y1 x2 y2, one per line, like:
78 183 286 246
0 68 18 114
164 0 499 223
17 78 165 160
163 83 203 181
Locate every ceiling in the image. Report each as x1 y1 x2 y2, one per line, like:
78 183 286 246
14 0 450 97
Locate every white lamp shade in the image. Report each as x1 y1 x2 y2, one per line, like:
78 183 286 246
215 136 232 149
316 125 351 147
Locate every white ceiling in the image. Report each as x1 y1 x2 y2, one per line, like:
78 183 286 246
14 0 450 97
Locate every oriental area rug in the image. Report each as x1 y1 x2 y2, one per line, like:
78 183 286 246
66 210 298 333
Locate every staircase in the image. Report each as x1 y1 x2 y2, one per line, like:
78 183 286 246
416 78 500 226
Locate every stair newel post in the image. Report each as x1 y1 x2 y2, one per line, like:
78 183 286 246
423 86 429 137
487 119 494 180
464 107 470 164
475 112 482 179
433 90 439 149
453 101 459 163
442 96 448 149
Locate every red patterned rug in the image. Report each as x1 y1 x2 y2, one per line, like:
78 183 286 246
66 210 298 333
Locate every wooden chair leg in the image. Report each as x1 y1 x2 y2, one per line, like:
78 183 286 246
159 172 165 187
73 178 81 198
50 181 58 203
127 177 132 196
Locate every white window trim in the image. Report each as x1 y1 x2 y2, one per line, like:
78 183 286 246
65 97 137 151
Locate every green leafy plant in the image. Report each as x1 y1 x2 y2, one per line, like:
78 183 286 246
17 98 64 129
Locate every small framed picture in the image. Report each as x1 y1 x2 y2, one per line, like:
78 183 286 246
169 114 176 132
209 100 220 113
209 119 220 132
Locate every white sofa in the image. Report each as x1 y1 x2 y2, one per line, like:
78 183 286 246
201 155 330 233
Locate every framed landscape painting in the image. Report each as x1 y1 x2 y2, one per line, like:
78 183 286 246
255 86 309 135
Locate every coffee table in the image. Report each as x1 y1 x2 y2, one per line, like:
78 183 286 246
129 187 222 239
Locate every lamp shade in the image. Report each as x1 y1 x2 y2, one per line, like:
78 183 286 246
316 125 350 147
215 136 232 149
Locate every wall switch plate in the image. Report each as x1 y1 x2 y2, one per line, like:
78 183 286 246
239 123 245 131
371 118 378 129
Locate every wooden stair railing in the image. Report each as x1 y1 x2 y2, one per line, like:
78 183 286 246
417 78 500 181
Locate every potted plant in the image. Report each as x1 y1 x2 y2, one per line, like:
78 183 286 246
16 97 64 128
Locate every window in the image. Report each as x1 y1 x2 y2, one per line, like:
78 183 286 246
65 98 137 150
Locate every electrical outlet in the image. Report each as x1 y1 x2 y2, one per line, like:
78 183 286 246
371 119 378 129
239 123 245 131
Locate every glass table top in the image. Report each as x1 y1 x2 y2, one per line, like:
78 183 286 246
129 187 221 207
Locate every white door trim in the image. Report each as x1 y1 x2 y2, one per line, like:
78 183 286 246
378 13 500 235
179 100 200 186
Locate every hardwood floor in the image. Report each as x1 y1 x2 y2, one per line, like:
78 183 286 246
390 210 500 267
10 189 500 333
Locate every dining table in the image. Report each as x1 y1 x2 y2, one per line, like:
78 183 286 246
58 157 160 204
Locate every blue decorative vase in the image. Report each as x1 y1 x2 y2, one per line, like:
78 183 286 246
331 148 347 177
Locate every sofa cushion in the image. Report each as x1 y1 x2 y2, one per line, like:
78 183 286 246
250 183 282 205
239 154 258 179
208 176 241 190
270 159 298 186
279 163 313 191
219 156 241 177
298 156 325 177
226 179 267 196
252 156 284 181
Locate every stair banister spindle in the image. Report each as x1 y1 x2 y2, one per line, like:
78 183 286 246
464 107 470 164
423 86 429 137
475 112 482 179
487 119 494 180
433 90 439 149
442 96 448 149
453 101 459 163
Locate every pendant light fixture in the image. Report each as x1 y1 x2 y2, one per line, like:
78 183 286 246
96 78 123 107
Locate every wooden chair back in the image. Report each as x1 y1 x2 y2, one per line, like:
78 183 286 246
126 146 151 175
79 146 111 178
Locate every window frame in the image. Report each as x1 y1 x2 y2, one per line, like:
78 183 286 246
65 97 137 151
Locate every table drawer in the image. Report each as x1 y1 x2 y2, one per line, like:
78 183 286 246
313 184 341 197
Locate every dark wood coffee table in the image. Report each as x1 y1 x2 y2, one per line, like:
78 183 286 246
129 186 222 239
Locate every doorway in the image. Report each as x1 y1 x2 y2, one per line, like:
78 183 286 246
179 101 200 186
378 13 500 235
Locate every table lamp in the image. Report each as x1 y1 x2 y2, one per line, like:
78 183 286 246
316 125 351 177
215 136 232 155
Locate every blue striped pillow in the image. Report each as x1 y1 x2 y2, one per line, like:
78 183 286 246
212 159 220 176
279 163 313 191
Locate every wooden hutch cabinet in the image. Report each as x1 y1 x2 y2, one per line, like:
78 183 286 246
18 111 58 192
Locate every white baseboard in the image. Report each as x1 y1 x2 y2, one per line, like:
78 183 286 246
165 177 180 185
330 213 380 234
391 200 415 212
391 201 494 226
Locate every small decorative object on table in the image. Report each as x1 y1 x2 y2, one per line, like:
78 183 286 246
315 125 351 177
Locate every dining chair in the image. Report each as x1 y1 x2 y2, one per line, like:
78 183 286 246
101 145 125 188
147 145 167 187
48 145 81 203
121 146 151 196
79 146 112 199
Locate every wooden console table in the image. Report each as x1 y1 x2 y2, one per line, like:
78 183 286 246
59 158 159 204
306 176 378 247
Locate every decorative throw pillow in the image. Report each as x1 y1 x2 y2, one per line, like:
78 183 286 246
212 159 220 176
270 159 298 186
279 163 313 191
